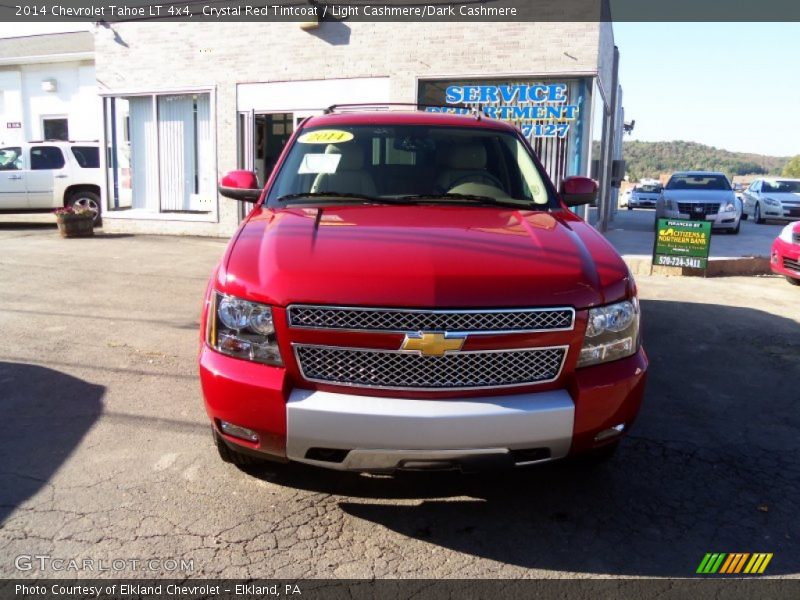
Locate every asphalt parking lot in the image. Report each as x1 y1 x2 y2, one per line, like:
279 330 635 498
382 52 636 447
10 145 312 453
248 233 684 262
0 222 798 579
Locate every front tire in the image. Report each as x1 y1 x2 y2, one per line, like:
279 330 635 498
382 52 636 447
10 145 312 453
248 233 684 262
68 190 101 226
754 202 765 224
786 276 800 287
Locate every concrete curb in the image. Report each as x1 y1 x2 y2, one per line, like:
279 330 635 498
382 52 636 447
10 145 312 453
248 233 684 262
623 255 772 277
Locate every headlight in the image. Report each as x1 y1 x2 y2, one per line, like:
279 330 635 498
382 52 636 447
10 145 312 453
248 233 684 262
764 197 780 206
207 292 282 365
665 198 677 211
722 202 735 212
578 299 640 368
778 224 796 244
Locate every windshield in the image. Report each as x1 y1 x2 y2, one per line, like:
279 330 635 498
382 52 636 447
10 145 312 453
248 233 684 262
666 174 731 191
634 184 662 193
266 124 553 208
762 180 800 193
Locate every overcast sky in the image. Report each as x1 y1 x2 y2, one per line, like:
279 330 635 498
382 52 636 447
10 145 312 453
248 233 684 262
1 21 797 157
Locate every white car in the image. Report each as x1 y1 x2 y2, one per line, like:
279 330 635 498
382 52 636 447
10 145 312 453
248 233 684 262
628 183 662 209
742 178 800 224
0 141 102 224
655 171 741 234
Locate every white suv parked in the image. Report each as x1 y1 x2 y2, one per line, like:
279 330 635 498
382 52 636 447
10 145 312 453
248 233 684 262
0 141 102 224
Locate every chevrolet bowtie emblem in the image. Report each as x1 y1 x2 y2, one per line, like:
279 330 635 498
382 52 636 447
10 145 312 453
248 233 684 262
400 332 466 356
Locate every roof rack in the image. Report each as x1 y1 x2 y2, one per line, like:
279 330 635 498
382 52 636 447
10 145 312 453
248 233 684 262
323 102 477 115
27 139 99 143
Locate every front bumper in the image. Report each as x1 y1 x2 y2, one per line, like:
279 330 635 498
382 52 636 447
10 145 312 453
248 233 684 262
200 345 648 471
771 237 800 279
762 203 800 221
660 208 738 229
286 388 574 470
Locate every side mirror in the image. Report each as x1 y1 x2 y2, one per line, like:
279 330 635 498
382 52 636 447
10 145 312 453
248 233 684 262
218 170 261 202
559 176 598 206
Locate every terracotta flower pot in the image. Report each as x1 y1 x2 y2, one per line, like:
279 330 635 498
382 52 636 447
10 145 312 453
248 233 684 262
56 215 94 238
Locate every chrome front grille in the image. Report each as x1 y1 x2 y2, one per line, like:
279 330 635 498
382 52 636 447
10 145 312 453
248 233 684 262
288 305 575 333
677 202 720 215
294 344 568 390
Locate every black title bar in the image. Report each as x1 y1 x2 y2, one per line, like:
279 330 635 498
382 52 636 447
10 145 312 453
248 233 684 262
2 0 800 22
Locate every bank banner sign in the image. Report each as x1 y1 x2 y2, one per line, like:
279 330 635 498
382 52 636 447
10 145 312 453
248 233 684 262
653 219 712 269
425 83 578 138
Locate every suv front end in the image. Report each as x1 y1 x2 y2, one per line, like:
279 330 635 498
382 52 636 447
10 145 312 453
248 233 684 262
199 111 648 473
201 290 647 471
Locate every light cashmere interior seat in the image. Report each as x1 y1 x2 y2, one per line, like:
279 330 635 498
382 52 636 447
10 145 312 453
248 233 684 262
435 143 494 191
311 145 377 197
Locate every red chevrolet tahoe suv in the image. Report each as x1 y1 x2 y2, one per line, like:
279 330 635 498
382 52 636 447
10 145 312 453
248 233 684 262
200 108 647 473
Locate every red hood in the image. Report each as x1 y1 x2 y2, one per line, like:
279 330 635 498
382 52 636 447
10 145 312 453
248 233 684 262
219 206 630 309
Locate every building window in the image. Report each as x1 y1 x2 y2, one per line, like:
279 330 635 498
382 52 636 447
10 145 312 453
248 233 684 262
104 92 214 214
42 117 69 141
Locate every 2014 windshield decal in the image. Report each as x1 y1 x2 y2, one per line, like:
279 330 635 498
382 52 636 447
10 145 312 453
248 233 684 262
426 84 578 139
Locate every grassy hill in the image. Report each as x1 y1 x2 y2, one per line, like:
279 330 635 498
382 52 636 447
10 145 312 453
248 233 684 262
622 140 789 180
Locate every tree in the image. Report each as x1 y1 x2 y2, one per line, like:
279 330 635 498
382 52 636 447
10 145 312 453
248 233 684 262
782 155 800 178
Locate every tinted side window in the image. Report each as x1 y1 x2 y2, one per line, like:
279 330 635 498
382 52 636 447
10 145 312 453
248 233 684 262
30 146 65 170
71 146 100 168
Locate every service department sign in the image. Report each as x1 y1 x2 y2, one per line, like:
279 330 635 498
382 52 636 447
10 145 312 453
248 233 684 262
425 83 578 138
653 219 712 269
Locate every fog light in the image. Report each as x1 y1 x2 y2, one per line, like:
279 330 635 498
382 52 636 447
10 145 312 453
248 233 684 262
220 421 259 443
594 423 625 442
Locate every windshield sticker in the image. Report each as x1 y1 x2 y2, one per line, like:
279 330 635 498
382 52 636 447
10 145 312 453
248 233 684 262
298 153 342 174
297 130 354 144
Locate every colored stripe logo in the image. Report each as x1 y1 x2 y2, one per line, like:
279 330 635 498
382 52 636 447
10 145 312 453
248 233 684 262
696 553 773 574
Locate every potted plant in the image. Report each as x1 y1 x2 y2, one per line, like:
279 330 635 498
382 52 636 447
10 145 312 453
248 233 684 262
53 206 95 238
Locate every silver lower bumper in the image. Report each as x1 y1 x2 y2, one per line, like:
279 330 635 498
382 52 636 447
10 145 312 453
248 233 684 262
661 210 738 228
286 388 575 471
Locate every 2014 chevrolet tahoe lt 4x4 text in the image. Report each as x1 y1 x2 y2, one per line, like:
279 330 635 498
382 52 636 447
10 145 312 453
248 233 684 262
199 109 648 473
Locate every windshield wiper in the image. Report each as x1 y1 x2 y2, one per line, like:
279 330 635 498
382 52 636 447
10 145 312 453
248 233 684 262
277 192 534 209
277 192 389 204
394 193 531 208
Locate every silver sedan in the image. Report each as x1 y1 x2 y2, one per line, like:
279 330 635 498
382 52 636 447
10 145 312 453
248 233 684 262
655 171 741 234
742 178 800 224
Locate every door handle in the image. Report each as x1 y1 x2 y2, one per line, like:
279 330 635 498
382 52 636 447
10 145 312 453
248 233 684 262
54 174 68 179
8 174 22 180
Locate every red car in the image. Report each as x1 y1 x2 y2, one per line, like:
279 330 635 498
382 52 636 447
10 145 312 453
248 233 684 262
771 222 800 286
200 108 648 473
